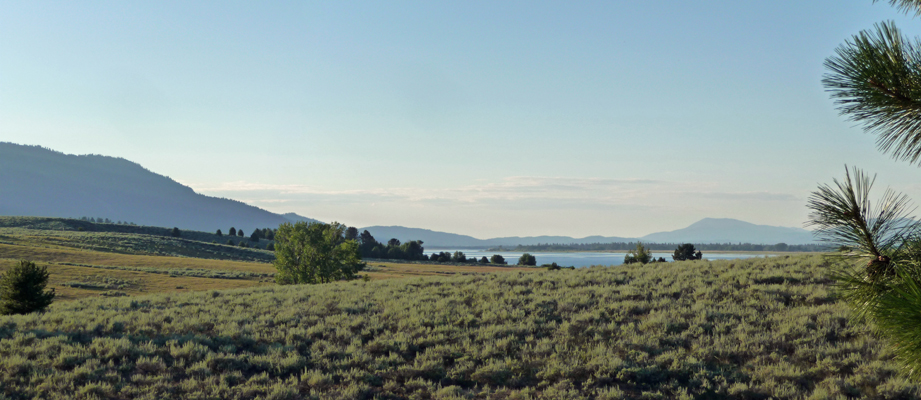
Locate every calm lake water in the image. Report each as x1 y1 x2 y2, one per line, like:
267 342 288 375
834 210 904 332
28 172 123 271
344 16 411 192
427 249 776 268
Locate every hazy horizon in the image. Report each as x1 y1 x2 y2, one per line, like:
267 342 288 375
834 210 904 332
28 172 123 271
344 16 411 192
5 1 921 237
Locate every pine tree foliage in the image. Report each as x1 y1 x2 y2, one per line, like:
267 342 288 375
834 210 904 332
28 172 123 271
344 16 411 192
0 260 55 315
823 22 921 164
806 167 919 263
868 265 921 378
624 242 652 265
815 1 921 379
880 0 921 16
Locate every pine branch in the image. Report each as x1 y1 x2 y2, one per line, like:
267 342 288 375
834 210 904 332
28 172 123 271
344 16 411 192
878 0 921 16
806 166 920 263
823 22 921 165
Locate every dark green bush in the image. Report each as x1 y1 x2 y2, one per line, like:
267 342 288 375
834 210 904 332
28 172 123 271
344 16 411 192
518 253 536 266
0 260 55 315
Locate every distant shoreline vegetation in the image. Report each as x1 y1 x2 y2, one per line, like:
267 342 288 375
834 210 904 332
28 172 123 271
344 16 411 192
490 242 828 253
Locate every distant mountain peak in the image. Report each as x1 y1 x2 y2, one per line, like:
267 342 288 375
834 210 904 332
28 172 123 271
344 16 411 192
281 213 322 224
642 218 813 245
0 142 321 232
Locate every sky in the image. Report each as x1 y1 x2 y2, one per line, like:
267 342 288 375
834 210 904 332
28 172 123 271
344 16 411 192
5 1 921 238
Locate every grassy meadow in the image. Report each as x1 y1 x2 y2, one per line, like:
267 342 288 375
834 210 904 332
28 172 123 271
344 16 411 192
0 218 536 300
1 254 918 399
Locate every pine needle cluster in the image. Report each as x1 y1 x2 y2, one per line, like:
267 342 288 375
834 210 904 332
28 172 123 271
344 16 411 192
806 166 921 377
815 0 921 379
807 0 921 379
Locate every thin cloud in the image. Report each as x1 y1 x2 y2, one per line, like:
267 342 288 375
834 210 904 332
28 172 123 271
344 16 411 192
189 177 800 211
696 191 800 202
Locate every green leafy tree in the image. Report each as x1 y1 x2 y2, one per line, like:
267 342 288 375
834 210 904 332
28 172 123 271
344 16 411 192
229 227 236 236
387 247 404 259
216 229 223 236
672 244 701 261
624 242 652 265
273 221 365 284
429 252 448 262
249 231 260 242
171 227 181 237
359 230 378 257
400 240 425 260
266 242 275 251
518 253 537 266
0 260 55 315
480 256 489 263
237 229 245 237
490 254 506 265
452 251 467 263
345 227 359 241
809 0 921 378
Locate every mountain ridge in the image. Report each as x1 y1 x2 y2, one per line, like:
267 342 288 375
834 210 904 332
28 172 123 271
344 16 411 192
0 143 318 232
358 218 816 248
2 143 815 246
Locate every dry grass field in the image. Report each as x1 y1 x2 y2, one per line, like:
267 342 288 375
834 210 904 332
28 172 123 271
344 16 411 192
0 233 536 301
1 254 917 399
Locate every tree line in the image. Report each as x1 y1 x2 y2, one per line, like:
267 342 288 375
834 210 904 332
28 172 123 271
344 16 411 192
495 242 827 253
623 243 702 264
215 227 277 241
79 216 137 225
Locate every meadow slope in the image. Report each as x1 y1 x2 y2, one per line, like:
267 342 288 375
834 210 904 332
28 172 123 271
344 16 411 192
0 254 917 399
0 228 535 300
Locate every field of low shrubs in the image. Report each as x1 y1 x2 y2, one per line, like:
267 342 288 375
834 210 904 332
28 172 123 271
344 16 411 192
0 227 274 262
0 254 917 399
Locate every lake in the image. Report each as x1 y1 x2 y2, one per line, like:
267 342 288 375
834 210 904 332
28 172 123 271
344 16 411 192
426 249 778 268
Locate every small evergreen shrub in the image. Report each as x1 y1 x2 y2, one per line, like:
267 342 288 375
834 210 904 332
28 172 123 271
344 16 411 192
0 260 56 315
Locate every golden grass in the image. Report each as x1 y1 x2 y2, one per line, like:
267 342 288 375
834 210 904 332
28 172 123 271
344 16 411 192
0 242 535 301
0 243 275 274
0 259 273 301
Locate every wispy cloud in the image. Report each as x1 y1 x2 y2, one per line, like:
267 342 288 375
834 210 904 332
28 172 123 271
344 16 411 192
179 176 810 237
189 176 798 210
193 176 660 205
695 191 800 202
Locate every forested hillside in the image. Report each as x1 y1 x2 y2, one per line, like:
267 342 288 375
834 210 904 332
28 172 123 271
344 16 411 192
0 143 317 232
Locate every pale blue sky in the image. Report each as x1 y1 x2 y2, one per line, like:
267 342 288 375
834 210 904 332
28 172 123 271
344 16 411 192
4 1 921 237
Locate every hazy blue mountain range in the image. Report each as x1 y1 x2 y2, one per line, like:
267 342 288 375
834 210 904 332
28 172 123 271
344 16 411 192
0 143 318 232
639 218 815 245
359 226 636 248
360 218 816 248
3 143 815 246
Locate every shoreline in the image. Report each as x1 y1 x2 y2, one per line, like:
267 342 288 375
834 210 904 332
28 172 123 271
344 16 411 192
478 249 826 255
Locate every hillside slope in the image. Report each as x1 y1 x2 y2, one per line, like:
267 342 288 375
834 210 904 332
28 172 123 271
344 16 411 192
0 143 314 232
